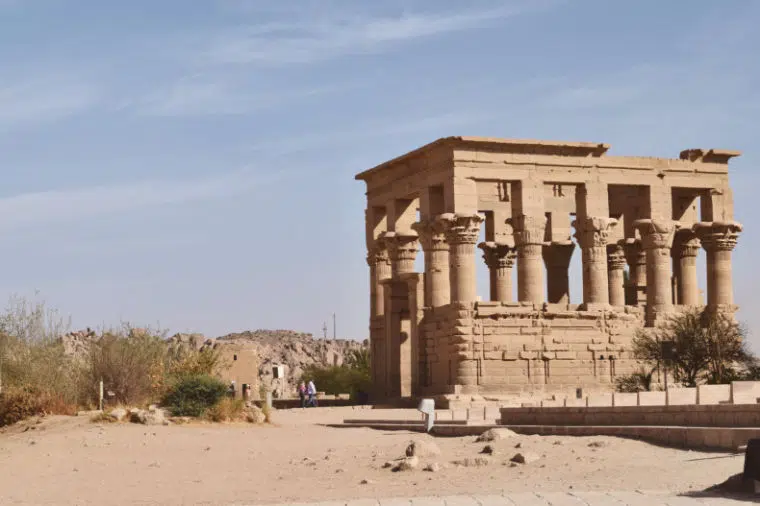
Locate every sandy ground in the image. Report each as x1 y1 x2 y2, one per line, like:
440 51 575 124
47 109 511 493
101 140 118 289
0 407 746 505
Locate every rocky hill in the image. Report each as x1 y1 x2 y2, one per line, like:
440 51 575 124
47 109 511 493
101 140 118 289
213 330 368 396
60 328 367 397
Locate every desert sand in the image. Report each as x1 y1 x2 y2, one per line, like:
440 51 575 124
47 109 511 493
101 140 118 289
0 407 745 505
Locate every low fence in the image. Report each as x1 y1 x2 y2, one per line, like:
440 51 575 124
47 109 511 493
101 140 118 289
536 381 760 409
500 403 760 427
272 392 358 409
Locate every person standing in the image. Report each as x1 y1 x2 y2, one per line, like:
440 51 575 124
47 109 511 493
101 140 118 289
297 381 307 408
306 379 318 407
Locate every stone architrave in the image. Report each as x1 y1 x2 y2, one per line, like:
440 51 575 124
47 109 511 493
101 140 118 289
694 221 742 309
412 218 450 308
478 241 517 302
633 219 679 325
623 238 647 305
671 229 701 306
440 213 483 303
606 243 627 307
573 216 618 308
542 242 575 304
507 214 547 305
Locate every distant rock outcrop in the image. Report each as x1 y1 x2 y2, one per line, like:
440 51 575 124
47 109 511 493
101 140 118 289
59 327 367 398
213 330 367 397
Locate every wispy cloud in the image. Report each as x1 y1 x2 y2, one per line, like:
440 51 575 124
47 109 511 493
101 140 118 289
202 2 554 66
136 73 360 116
0 168 283 232
0 74 99 127
249 111 492 156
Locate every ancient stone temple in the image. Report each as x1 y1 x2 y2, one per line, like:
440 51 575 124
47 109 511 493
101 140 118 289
355 137 742 400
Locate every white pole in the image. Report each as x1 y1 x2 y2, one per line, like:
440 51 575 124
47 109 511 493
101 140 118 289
99 379 104 411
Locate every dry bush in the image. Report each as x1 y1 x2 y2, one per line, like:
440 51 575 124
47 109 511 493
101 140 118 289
90 411 118 423
0 296 82 414
0 387 76 427
166 345 226 379
205 397 245 422
88 324 169 406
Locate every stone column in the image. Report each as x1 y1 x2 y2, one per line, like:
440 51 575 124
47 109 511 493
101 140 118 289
542 242 575 305
573 216 617 309
606 244 626 307
381 232 419 398
400 272 423 397
508 214 547 305
440 213 483 303
383 232 419 277
366 243 391 399
694 221 742 309
633 219 679 325
672 230 701 306
623 238 647 305
412 219 450 308
478 241 516 302
367 243 391 317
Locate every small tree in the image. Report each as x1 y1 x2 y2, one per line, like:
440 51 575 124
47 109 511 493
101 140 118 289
631 308 753 387
614 366 656 393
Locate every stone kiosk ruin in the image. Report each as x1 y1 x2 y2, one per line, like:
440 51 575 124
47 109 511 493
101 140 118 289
355 137 742 402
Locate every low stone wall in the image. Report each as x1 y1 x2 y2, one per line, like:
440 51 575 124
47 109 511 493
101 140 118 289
500 404 760 427
502 424 760 451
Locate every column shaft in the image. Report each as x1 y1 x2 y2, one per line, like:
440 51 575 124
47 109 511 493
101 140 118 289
479 241 517 302
623 239 647 305
672 230 701 306
574 216 617 308
412 219 450 307
695 221 742 308
634 219 678 325
542 243 575 304
607 244 626 307
380 232 419 398
441 214 483 303
508 214 546 304
366 244 391 399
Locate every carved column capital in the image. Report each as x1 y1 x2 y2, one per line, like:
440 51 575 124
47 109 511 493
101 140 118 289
623 238 646 265
411 219 448 252
672 229 701 259
366 241 390 267
507 214 547 247
478 241 517 269
606 244 627 271
633 219 680 250
379 231 419 266
572 216 618 248
694 221 742 252
439 213 483 245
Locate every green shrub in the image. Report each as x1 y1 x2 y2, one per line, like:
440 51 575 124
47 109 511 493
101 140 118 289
161 374 228 417
301 364 371 400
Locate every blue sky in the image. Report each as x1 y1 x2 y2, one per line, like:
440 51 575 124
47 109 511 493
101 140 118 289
1 0 759 349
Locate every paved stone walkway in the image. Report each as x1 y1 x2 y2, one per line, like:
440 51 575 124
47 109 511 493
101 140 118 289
265 491 754 505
